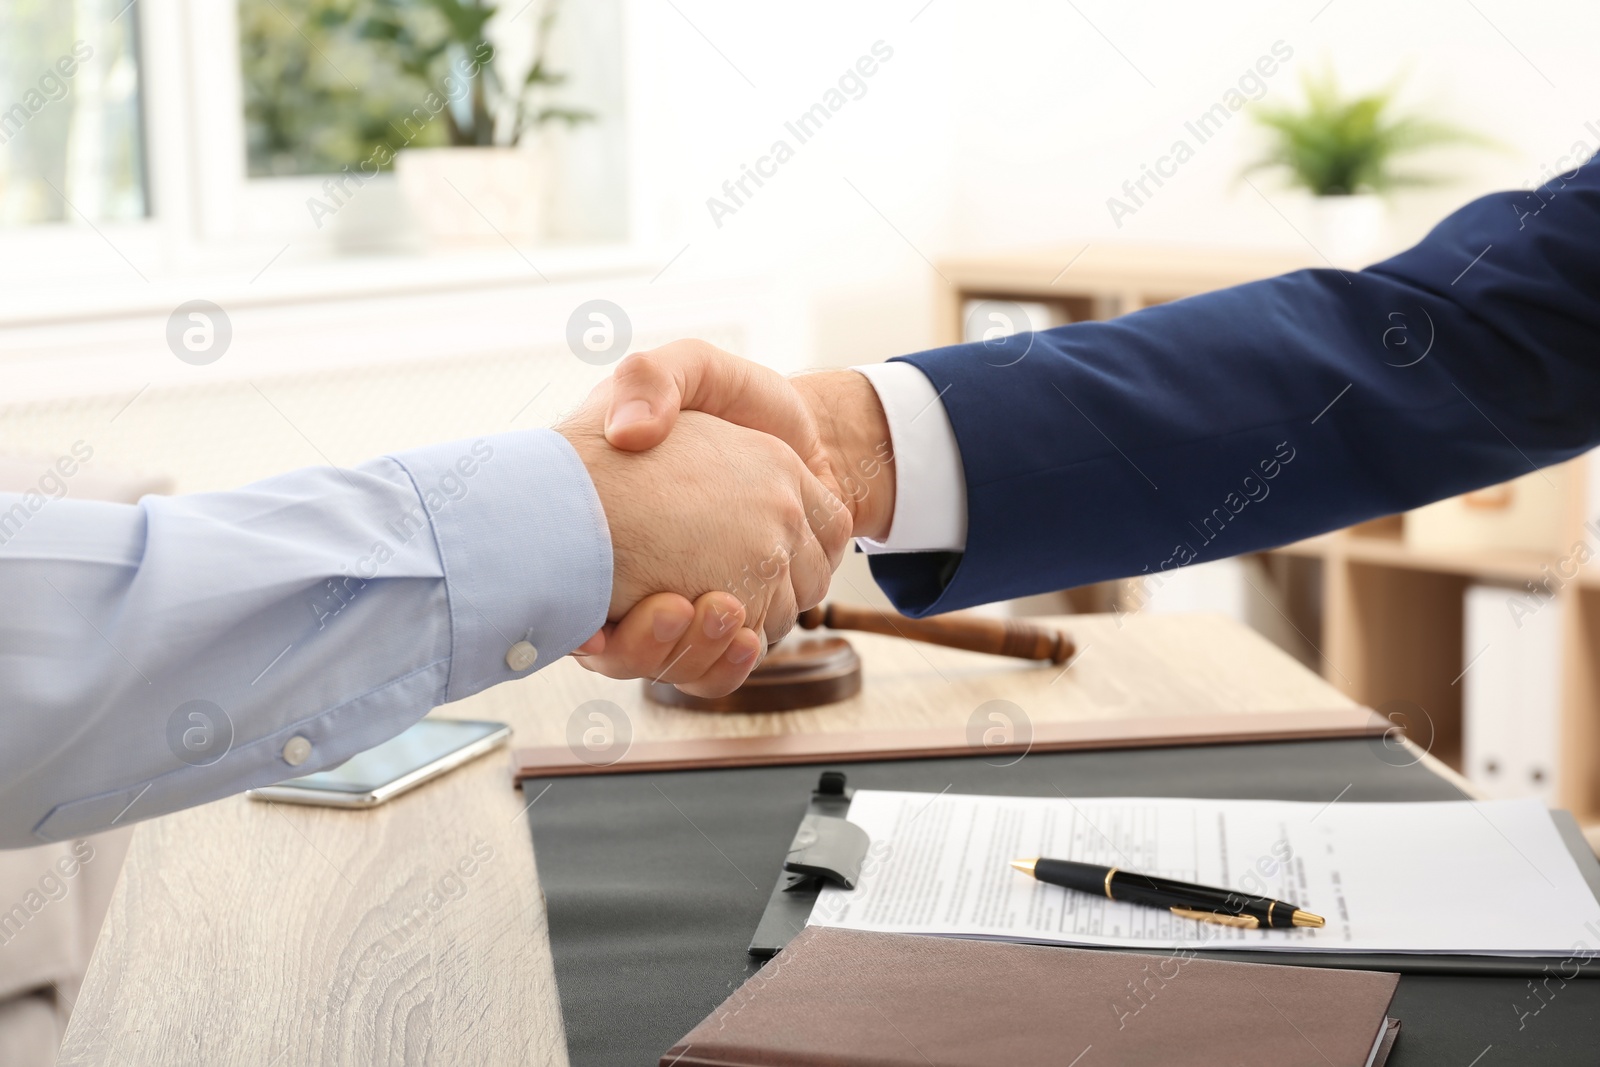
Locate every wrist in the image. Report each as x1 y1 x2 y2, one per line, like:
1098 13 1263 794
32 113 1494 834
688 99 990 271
555 417 631 618
793 370 896 541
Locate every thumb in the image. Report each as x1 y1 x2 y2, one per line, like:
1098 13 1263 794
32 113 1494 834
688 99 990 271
603 341 828 480
604 349 682 451
571 627 608 656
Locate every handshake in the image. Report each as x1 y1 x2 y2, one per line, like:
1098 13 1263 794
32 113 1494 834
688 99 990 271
555 340 896 698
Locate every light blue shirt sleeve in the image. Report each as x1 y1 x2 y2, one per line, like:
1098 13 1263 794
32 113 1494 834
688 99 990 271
0 428 611 849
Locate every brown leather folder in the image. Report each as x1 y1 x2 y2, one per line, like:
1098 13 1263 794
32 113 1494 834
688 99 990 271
662 928 1401 1067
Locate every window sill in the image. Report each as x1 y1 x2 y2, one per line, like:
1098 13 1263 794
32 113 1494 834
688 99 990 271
0 239 779 410
0 241 669 330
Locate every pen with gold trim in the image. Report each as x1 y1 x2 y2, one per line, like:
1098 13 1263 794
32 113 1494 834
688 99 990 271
1010 857 1325 930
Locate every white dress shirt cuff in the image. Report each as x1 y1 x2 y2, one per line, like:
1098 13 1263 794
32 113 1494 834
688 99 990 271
850 362 967 554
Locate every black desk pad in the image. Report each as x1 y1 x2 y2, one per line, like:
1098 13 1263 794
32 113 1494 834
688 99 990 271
523 738 1600 1066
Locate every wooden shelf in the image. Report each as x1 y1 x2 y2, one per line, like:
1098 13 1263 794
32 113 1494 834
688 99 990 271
1274 530 1590 588
939 243 1316 300
934 243 1320 345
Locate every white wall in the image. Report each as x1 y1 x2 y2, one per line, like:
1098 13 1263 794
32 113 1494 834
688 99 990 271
621 0 959 369
9 0 1597 501
621 0 1600 370
950 0 1600 252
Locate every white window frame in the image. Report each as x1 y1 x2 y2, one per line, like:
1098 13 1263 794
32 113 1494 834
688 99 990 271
0 0 296 280
0 0 639 283
144 0 636 249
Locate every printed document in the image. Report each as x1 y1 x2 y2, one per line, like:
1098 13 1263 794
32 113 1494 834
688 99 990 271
810 792 1600 955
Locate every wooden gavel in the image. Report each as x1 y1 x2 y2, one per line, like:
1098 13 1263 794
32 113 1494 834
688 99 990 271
797 603 1075 665
644 602 1076 712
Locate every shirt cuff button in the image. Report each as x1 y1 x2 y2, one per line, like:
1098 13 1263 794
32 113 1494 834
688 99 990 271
505 640 539 672
282 735 313 766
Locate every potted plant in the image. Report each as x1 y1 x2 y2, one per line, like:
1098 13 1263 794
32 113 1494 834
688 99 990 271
1244 69 1489 265
351 0 595 242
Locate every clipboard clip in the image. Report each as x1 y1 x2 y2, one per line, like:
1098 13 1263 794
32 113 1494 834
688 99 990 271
749 770 871 958
781 771 870 891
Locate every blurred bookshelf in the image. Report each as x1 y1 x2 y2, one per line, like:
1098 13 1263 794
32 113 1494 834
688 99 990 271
938 244 1600 826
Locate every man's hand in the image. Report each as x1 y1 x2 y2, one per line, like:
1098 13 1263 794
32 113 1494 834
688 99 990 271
571 590 763 698
605 340 896 539
573 340 898 693
557 389 851 679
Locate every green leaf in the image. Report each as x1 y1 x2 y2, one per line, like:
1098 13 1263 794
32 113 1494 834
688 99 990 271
1242 67 1495 196
245 0 596 153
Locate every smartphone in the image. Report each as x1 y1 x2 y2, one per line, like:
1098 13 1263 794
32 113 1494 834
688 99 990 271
247 718 511 808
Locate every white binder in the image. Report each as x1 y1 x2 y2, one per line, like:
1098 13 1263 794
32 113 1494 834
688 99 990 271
1463 584 1562 803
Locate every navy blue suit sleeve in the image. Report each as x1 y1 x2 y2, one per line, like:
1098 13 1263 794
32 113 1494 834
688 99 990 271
871 157 1600 616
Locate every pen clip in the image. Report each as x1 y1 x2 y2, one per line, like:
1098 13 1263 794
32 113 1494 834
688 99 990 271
1170 906 1260 929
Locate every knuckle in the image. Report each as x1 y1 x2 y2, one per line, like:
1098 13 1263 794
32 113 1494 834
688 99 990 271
655 337 714 371
614 349 652 374
714 594 747 626
761 588 797 644
795 559 830 612
612 350 659 387
820 507 851 559
766 611 796 643
778 497 807 536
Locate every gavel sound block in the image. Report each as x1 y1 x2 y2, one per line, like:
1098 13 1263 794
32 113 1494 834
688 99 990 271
644 603 1075 713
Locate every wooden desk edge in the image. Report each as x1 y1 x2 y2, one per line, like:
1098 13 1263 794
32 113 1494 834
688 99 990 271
511 707 1388 782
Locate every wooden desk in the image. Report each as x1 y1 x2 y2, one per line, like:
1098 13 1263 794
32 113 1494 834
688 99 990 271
58 613 1356 1066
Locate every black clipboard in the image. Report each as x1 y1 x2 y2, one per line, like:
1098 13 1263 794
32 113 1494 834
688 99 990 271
747 769 871 958
744 773 1600 974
